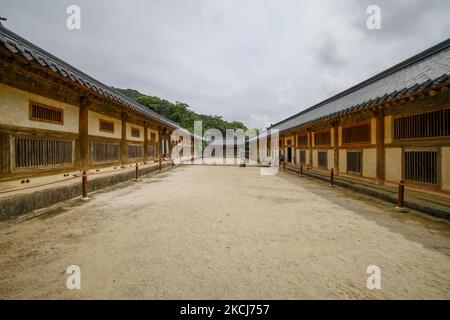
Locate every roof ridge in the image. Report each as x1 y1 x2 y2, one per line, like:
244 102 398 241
271 38 450 128
0 25 183 129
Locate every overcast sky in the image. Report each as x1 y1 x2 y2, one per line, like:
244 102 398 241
2 0 450 128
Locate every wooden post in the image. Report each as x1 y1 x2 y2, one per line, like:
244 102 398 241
330 168 334 187
79 97 91 170
397 180 405 208
308 129 313 169
121 113 128 166
333 124 339 175
135 163 139 180
82 170 88 198
375 109 386 185
159 156 162 172
0 132 11 174
143 122 149 164
158 127 163 159
300 164 303 176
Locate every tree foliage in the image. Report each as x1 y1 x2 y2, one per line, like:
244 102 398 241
113 87 248 135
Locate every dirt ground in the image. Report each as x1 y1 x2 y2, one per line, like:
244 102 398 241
0 165 449 299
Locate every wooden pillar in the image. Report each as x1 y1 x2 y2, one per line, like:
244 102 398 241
121 113 128 166
308 129 313 168
333 123 339 175
79 96 91 170
0 132 11 174
158 127 163 158
167 130 172 156
143 122 149 164
375 109 386 184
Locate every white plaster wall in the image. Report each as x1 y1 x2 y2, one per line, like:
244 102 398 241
148 128 159 141
339 150 347 174
327 149 334 170
0 83 79 133
385 147 402 182
126 123 144 142
363 148 377 178
312 150 318 168
88 110 121 139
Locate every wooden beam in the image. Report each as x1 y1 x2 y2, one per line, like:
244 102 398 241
121 113 128 165
79 96 91 170
158 126 163 158
333 124 339 174
308 129 313 168
375 109 385 184
143 122 149 164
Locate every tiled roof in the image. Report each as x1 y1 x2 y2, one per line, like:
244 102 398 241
271 38 450 133
0 25 187 132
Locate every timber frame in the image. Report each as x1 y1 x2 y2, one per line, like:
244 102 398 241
0 26 194 181
267 38 450 194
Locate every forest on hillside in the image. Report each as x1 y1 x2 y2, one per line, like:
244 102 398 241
113 88 248 135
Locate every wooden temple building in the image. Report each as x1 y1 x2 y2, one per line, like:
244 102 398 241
267 39 450 194
0 25 192 181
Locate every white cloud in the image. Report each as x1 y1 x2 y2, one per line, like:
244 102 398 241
249 114 272 131
274 81 294 105
1 0 449 128
319 74 357 96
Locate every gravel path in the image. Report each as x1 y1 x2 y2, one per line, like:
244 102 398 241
0 165 449 299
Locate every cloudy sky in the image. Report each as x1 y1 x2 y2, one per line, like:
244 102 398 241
2 0 450 128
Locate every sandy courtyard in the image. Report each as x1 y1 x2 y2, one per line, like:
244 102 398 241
0 165 449 299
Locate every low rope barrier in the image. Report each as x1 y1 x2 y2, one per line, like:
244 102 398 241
0 161 168 196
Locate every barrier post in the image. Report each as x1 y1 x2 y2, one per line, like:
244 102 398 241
82 170 88 198
300 164 303 177
329 168 334 187
135 163 139 180
397 180 405 209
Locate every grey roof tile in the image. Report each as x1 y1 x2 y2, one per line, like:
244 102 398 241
272 39 450 133
0 25 185 132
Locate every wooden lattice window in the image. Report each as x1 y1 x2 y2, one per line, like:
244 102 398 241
394 109 450 140
150 132 157 141
14 137 72 168
286 139 293 146
299 150 306 164
343 124 371 144
91 143 119 163
128 144 143 159
314 131 331 146
297 134 308 147
131 127 141 138
148 145 156 157
29 102 63 125
404 150 438 185
318 151 328 169
347 150 362 175
99 119 114 133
